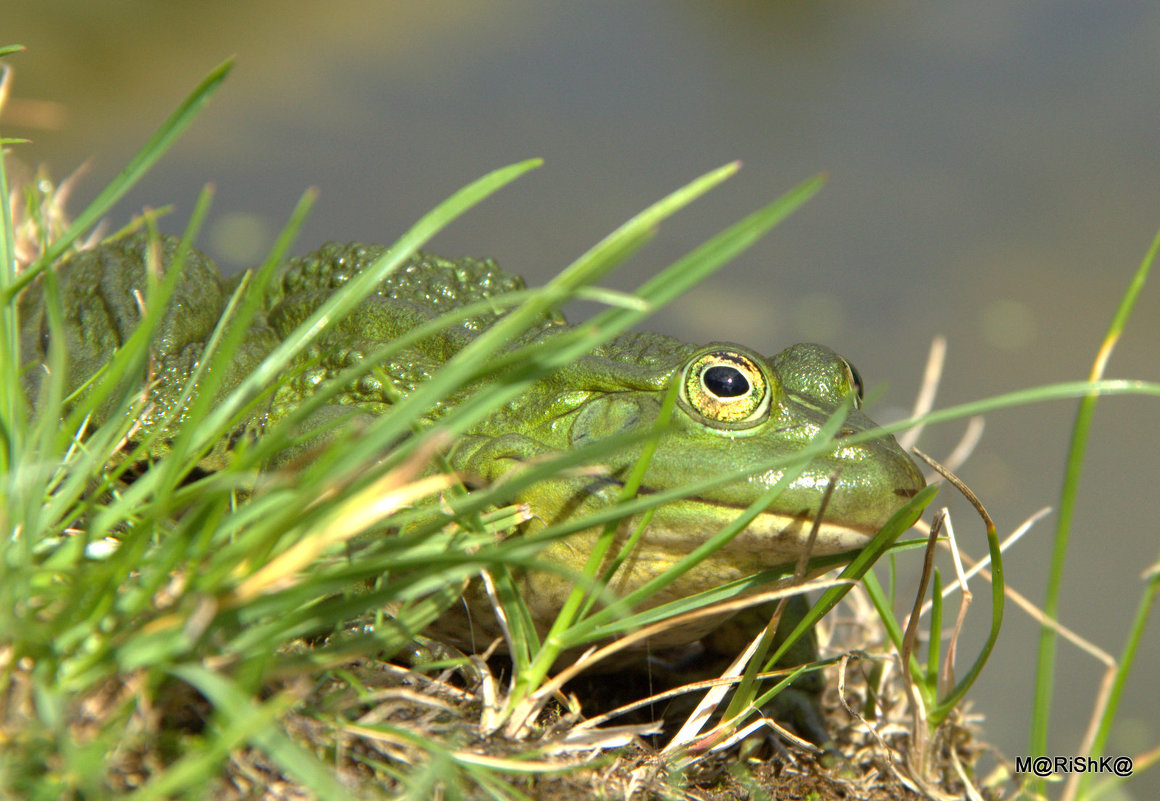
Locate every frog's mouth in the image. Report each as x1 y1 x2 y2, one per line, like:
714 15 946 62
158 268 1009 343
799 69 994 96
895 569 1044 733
576 474 914 569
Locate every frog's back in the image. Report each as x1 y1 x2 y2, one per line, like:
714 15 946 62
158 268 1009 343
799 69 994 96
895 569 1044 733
18 233 274 439
268 242 554 334
265 243 564 419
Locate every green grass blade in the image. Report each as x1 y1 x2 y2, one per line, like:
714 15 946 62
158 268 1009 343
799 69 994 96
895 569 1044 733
4 59 234 301
632 173 825 308
928 471 1003 724
928 568 943 691
1076 564 1160 797
1029 227 1159 767
0 134 20 471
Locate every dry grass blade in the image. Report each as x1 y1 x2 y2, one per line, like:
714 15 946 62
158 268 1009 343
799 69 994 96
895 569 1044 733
899 510 942 675
661 630 767 754
541 723 662 754
935 514 970 696
940 416 985 474
504 576 847 739
921 507 1050 614
898 335 945 452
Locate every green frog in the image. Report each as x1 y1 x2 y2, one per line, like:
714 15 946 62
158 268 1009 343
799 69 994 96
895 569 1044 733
20 234 925 740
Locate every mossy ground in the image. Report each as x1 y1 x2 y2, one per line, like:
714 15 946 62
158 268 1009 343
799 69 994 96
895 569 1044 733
1 596 1005 800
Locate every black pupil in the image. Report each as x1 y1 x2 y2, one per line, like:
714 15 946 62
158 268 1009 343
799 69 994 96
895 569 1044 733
703 365 749 398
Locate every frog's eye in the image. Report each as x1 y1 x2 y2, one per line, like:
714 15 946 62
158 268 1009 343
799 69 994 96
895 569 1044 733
844 359 865 406
771 343 864 412
680 349 771 427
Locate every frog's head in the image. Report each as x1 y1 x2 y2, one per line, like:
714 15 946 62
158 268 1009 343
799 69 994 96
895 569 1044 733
456 338 925 635
540 341 925 591
638 341 924 565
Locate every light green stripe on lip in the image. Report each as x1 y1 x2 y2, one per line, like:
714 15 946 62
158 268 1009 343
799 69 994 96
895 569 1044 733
622 497 881 567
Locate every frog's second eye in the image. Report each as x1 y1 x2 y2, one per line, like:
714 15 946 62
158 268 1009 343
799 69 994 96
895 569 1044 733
681 350 771 427
845 360 865 405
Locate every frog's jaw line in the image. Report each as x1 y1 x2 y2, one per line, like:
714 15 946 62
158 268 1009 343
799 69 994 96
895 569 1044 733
745 510 874 561
646 507 876 567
